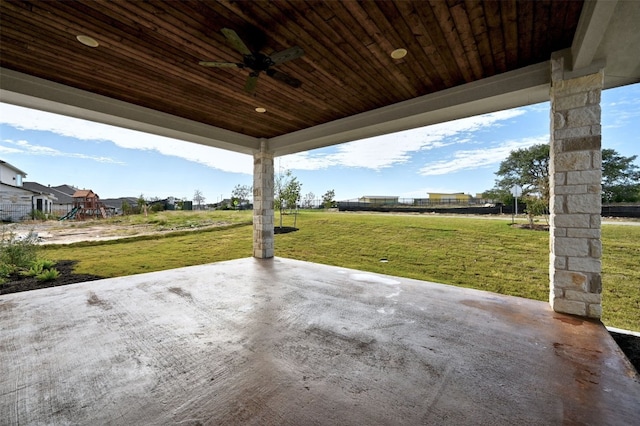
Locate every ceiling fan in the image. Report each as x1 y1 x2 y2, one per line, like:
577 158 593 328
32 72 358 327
199 28 304 94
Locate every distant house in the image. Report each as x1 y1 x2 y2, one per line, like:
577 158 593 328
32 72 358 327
101 197 139 213
428 193 471 203
0 160 56 221
358 196 399 205
23 182 76 215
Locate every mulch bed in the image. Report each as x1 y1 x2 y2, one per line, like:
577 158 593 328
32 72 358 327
1 257 638 374
610 332 640 373
0 260 104 295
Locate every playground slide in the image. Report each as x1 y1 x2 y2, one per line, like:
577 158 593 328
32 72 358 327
59 206 80 221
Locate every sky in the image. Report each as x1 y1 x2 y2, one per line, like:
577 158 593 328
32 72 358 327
1 83 638 203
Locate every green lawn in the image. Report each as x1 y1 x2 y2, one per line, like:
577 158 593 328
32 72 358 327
42 210 639 331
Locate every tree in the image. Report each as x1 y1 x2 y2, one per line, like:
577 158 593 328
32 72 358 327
231 184 252 209
321 189 336 209
274 170 302 228
486 144 551 226
492 144 550 202
137 194 148 216
602 149 640 203
121 200 132 215
487 145 640 224
193 189 206 210
302 192 316 209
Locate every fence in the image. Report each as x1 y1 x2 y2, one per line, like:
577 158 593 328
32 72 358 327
337 200 640 217
0 204 34 222
0 204 75 222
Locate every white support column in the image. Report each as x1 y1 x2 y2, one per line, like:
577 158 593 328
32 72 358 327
253 139 274 259
549 53 604 318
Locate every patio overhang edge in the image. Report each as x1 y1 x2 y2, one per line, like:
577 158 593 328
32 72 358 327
268 61 552 157
0 68 260 155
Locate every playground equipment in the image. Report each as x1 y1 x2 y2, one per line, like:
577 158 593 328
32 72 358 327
58 206 80 221
61 190 109 220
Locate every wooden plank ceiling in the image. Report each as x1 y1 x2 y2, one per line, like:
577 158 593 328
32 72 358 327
0 0 583 139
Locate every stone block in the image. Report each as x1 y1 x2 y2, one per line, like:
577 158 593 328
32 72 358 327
553 112 566 129
590 214 601 228
549 286 564 300
553 237 589 257
554 92 588 111
587 304 602 318
567 105 600 128
553 172 566 186
555 184 587 195
567 257 601 273
587 89 601 105
554 151 592 172
551 298 587 316
589 239 602 258
554 126 592 140
556 72 604 95
566 170 601 185
551 254 566 270
551 270 587 290
566 228 600 239
566 193 601 214
550 195 565 214
253 215 273 226
551 213 590 228
564 289 601 304
587 184 601 194
557 136 601 153
588 274 602 294
552 227 567 237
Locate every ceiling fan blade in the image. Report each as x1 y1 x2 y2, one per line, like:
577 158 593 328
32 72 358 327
199 61 241 68
266 69 302 88
244 74 259 93
221 28 252 56
269 46 304 65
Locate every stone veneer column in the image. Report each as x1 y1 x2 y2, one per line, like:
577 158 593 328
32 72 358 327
549 54 604 318
253 139 274 258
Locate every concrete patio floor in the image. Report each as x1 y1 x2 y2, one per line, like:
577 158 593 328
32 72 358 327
1 257 638 425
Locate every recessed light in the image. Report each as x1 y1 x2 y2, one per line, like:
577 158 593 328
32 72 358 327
76 35 99 48
390 48 407 59
255 107 267 113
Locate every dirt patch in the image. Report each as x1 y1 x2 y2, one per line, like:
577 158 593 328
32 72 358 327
2 219 236 245
509 223 549 231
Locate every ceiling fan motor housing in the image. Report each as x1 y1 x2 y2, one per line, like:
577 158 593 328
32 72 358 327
244 53 275 72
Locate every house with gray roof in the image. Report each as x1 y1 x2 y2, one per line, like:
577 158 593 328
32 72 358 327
0 160 57 222
23 182 76 215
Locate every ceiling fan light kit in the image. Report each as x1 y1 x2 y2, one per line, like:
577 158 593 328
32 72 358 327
76 35 99 48
200 28 304 94
390 48 407 59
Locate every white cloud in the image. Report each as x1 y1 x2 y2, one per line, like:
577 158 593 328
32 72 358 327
1 139 124 164
419 136 548 176
0 103 253 174
280 109 526 171
1 102 528 175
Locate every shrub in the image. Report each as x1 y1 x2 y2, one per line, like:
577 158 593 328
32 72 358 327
0 230 39 270
36 268 60 282
21 259 57 277
0 228 59 283
31 209 48 221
